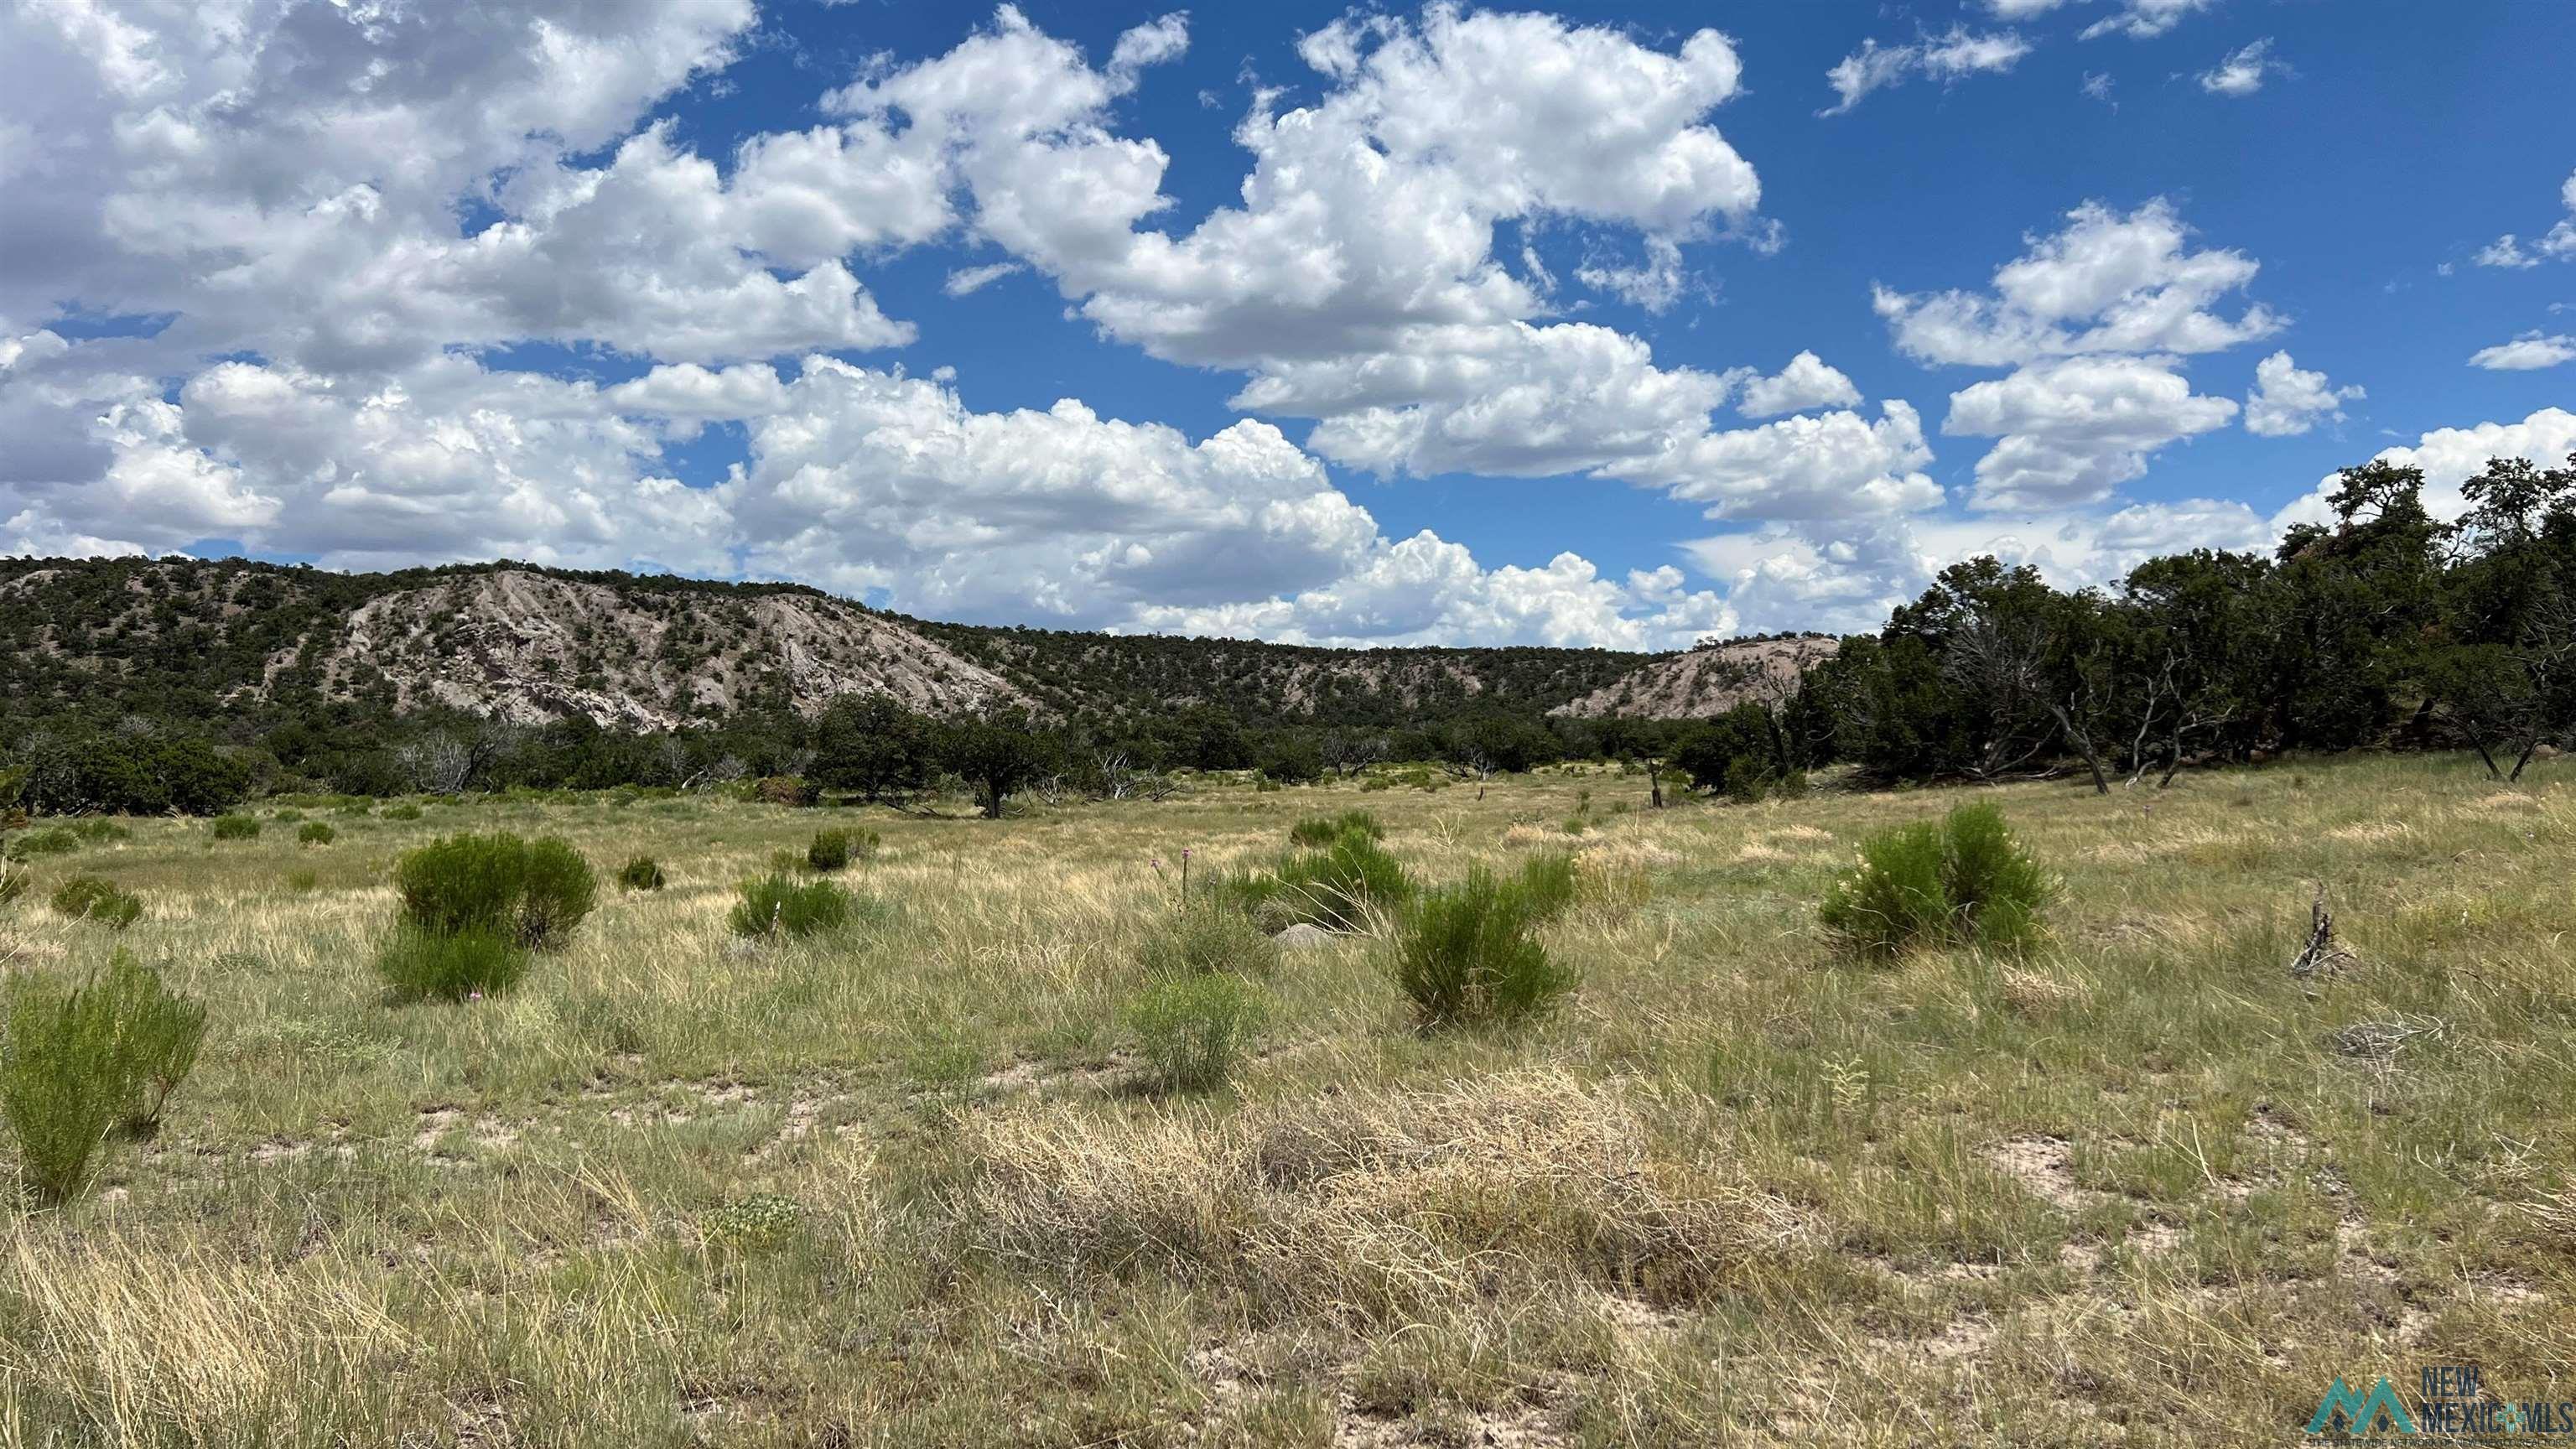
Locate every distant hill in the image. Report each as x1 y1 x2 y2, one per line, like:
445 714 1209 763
0 557 1689 734
1550 633 1841 719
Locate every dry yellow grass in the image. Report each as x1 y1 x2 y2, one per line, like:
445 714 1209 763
0 753 2568 1445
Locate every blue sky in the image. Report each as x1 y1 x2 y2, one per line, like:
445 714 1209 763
3 0 2571 647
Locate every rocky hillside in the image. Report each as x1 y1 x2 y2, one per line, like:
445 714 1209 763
1550 634 1841 719
0 555 1703 732
327 572 1022 730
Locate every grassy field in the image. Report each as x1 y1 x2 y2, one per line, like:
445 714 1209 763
2 753 2571 1446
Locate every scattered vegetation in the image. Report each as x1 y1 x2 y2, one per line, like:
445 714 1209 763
729 873 854 939
1123 973 1265 1093
49 875 143 930
1819 801 2053 958
1223 824 1415 932
1136 905 1280 979
1288 809 1384 848
1391 865 1578 1029
806 827 877 871
375 927 530 1003
1 954 207 1203
392 833 597 951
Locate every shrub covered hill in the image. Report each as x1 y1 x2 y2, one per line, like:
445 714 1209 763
0 556 1688 735
0 556 1741 805
7 448 2573 812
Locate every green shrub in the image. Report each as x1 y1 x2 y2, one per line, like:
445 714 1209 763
211 814 261 841
392 834 596 950
1 954 207 1203
729 874 854 939
1288 809 1384 848
98 954 207 1136
1393 867 1578 1030
51 875 143 930
1819 802 2052 958
70 820 130 844
1138 906 1281 979
1227 827 1414 932
807 828 877 871
1513 851 1579 923
272 809 305 824
618 855 667 891
384 802 424 821
8 827 80 860
1124 973 1265 1093
297 822 336 846
374 928 530 1002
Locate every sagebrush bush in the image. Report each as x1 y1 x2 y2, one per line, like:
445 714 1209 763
1288 809 1384 848
1393 867 1577 1029
392 833 596 950
1227 827 1414 932
297 822 336 846
211 814 260 841
1819 802 2051 958
807 828 877 871
729 873 854 939
1124 973 1265 1093
374 928 529 1002
617 855 667 891
1 954 206 1203
50 875 143 930
1138 905 1280 979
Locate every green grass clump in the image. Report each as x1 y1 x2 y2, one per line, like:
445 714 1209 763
1226 827 1415 932
284 868 320 893
1 954 207 1203
729 874 854 939
297 822 336 846
807 828 877 871
1393 866 1577 1030
7 827 81 861
392 833 597 951
50 875 143 930
1123 973 1265 1093
1288 809 1384 848
1819 801 2052 958
375 928 529 1002
0 864 23 907
617 855 667 891
211 814 261 841
1512 850 1578 923
1138 905 1281 979
383 802 424 821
